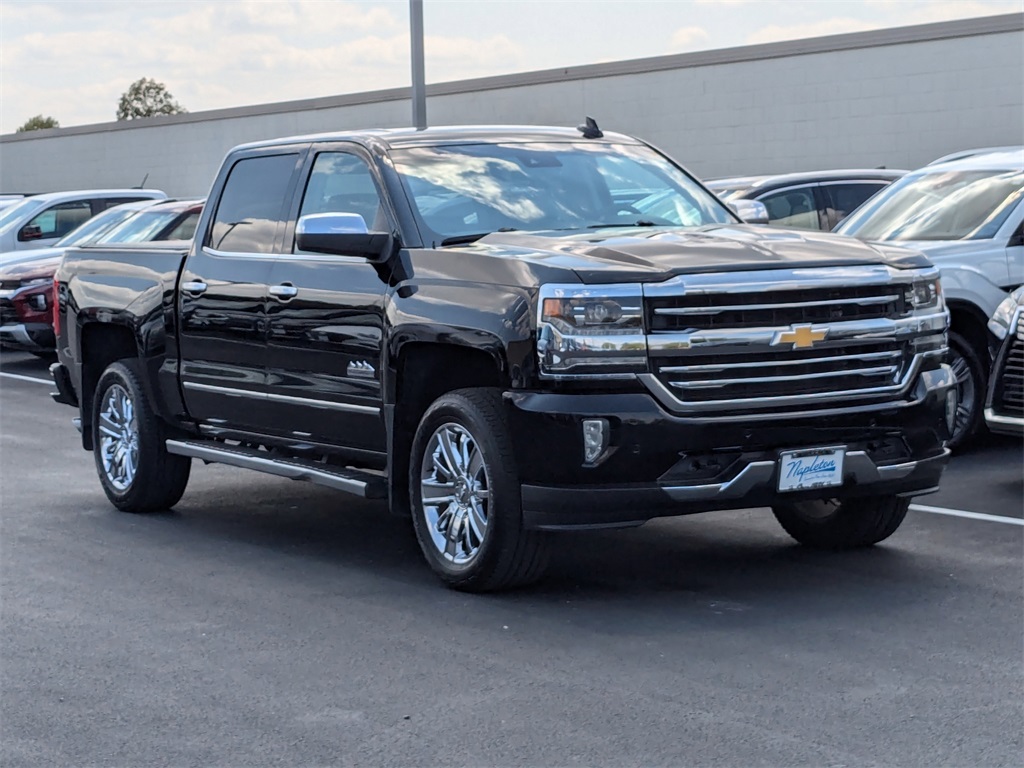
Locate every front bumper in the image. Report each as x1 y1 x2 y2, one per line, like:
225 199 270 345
508 365 955 530
984 408 1023 437
0 322 54 352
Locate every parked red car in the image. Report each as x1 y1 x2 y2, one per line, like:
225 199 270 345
0 199 203 356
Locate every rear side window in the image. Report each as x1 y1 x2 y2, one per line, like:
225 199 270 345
825 183 887 222
208 154 298 253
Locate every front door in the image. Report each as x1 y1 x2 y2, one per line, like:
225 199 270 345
262 146 390 458
178 149 304 433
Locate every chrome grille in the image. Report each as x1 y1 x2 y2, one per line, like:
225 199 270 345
648 284 907 332
0 298 16 325
653 340 907 405
640 270 935 414
992 316 1024 418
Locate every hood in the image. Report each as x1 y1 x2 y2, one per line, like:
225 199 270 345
0 246 65 268
471 224 931 284
0 252 62 282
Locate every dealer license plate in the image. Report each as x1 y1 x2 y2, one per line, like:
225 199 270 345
777 446 846 492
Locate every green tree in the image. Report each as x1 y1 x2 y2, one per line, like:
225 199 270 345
116 77 187 120
16 115 60 132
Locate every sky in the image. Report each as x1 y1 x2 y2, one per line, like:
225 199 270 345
0 0 1019 135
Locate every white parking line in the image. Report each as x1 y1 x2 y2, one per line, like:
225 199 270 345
0 371 52 385
910 504 1024 526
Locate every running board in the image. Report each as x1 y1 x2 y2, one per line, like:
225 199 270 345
165 439 387 499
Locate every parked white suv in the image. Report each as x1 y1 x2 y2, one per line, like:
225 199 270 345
836 149 1024 448
0 189 166 253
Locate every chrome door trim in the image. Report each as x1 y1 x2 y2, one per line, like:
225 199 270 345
182 381 380 415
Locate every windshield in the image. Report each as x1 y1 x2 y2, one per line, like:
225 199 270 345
54 207 140 247
389 141 735 244
0 198 46 232
96 210 187 244
837 169 1024 241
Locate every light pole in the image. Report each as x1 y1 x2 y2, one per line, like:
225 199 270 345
410 0 426 129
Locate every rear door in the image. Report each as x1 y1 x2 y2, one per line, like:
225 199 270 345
177 148 305 433
261 144 391 457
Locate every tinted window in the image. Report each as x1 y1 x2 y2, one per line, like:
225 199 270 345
297 152 384 234
757 187 820 230
826 183 887 222
24 201 92 239
209 154 298 253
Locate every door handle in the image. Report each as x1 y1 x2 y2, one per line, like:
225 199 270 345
269 284 298 301
181 280 208 295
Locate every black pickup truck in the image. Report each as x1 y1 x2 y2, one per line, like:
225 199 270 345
52 124 956 591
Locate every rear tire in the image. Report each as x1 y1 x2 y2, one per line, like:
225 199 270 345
772 495 909 549
409 388 548 592
92 360 191 512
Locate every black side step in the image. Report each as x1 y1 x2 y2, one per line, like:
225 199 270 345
166 439 387 499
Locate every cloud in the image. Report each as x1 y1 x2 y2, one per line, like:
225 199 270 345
671 26 710 49
746 18 879 45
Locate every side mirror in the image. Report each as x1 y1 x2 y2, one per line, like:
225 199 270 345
295 212 394 262
730 200 770 225
18 224 43 242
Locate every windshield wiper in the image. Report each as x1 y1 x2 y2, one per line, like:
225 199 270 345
587 220 658 229
439 227 517 246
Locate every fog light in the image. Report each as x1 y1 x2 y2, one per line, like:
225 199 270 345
945 389 958 434
28 293 48 311
582 418 609 465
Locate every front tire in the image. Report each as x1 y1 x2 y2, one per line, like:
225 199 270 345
946 331 986 450
772 495 909 549
409 388 548 592
92 360 191 512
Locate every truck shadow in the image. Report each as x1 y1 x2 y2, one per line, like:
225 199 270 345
140 471 970 630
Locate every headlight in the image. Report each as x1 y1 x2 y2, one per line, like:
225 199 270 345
987 286 1024 340
537 283 647 376
904 277 942 310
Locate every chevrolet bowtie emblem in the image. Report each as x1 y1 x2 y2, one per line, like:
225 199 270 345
773 324 828 349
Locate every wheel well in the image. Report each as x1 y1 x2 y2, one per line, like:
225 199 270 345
79 323 138 449
947 301 991 354
388 343 508 514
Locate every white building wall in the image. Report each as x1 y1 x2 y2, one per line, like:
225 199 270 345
1 14 1020 197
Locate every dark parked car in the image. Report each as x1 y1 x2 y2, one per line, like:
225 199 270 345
706 169 907 231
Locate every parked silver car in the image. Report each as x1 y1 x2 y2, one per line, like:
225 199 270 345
836 149 1024 448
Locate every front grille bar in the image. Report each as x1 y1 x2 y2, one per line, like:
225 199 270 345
653 294 902 316
659 349 901 374
669 364 899 390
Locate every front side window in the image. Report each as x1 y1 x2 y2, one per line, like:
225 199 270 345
296 152 384 246
208 153 298 253
23 201 92 240
389 141 734 244
837 169 1024 241
757 187 820 230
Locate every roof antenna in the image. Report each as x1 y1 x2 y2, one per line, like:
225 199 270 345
577 116 603 139
135 173 149 189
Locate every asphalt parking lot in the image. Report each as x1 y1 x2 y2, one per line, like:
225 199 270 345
1 349 1021 767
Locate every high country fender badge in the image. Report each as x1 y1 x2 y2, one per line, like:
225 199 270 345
771 324 828 349
347 360 376 379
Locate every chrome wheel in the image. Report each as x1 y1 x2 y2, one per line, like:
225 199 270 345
949 349 976 440
98 383 139 492
419 422 490 565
